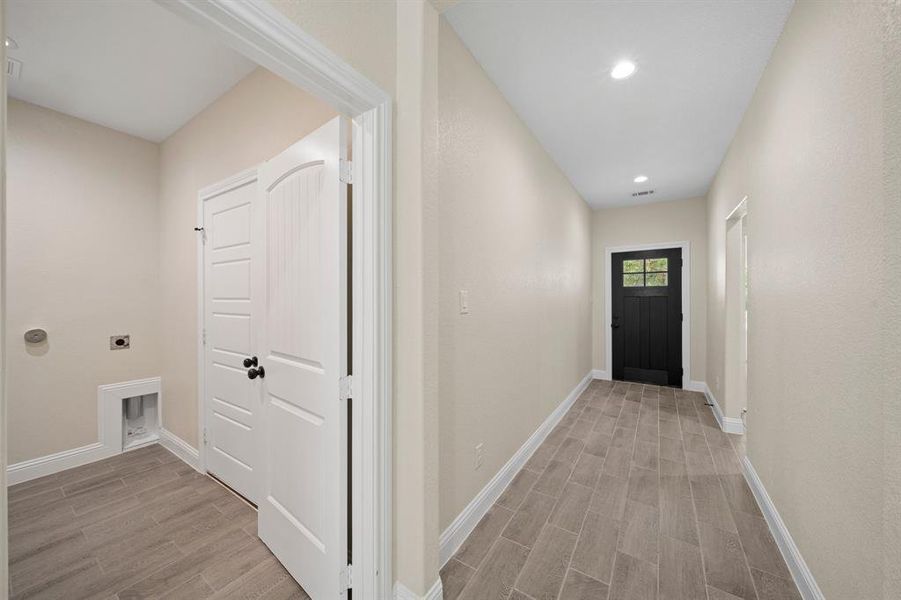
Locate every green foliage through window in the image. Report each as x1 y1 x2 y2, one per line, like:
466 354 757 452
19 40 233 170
646 272 667 286
623 259 644 273
621 257 669 287
646 258 667 272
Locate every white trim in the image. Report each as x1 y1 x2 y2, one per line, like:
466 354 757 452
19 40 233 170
741 455 825 600
394 578 443 600
159 428 201 472
439 372 593 567
726 195 749 223
8 377 162 485
592 369 611 380
157 1 393 596
604 241 691 387
685 380 706 393
99 377 162 454
700 382 745 435
7 443 113 486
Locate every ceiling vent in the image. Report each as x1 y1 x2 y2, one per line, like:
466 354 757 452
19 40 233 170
631 189 655 198
6 57 22 80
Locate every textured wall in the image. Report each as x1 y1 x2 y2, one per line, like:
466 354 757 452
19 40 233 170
705 1 898 596
6 99 161 463
157 68 335 446
438 19 593 530
590 197 707 383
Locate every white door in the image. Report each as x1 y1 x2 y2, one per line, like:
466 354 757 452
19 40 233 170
255 117 349 598
202 174 259 504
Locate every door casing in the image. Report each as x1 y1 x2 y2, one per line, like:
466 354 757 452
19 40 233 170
170 1 394 597
604 241 691 389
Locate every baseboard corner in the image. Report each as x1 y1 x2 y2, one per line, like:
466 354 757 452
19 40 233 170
395 578 443 600
700 384 745 435
740 455 825 600
685 380 706 392
592 369 610 380
159 428 201 472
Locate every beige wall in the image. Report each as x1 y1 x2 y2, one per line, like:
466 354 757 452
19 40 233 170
395 1 442 593
437 19 593 530
1 2 9 587
591 197 707 383
884 1 901 595
158 68 336 446
705 1 899 597
6 99 161 463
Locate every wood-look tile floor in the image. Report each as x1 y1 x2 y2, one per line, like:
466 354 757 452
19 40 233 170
8 444 309 600
441 380 802 600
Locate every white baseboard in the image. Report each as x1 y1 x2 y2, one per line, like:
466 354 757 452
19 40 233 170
394 578 443 600
7 442 117 486
8 377 163 486
700 382 744 434
159 428 201 472
439 371 593 567
592 369 610 380
741 455 824 600
685 380 706 392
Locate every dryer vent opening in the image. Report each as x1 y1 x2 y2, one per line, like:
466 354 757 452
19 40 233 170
122 393 159 450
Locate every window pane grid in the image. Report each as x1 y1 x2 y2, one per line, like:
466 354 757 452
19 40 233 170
621 257 669 287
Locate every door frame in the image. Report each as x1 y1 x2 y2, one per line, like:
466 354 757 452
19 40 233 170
165 1 393 597
725 197 749 432
605 241 691 389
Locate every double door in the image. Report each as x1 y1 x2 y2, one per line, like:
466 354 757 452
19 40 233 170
201 117 350 599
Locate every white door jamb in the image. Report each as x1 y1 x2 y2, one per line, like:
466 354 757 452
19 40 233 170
163 1 393 597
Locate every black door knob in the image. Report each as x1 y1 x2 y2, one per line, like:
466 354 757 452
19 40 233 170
247 366 265 380
243 356 258 368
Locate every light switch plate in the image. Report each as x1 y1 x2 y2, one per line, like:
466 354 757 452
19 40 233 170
459 290 470 315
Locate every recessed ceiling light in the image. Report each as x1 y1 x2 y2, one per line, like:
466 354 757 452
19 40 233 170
611 60 636 80
5 37 18 50
633 175 648 183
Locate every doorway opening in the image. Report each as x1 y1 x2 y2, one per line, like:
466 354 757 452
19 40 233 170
725 197 749 435
611 247 683 386
605 242 691 388
3 0 391 597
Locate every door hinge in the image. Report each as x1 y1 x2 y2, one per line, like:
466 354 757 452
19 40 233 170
339 159 353 184
202 328 207 345
339 375 353 401
203 427 208 446
341 564 353 590
680 313 683 322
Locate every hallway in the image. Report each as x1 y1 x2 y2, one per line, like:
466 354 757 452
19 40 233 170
441 380 799 600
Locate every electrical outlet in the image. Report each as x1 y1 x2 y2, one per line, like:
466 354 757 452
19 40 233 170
459 290 470 315
474 443 484 470
110 335 130 350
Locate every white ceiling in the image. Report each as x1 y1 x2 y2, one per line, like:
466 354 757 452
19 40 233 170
444 1 793 209
6 0 257 142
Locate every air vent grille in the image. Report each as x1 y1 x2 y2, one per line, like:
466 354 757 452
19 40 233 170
631 189 655 198
6 57 22 80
